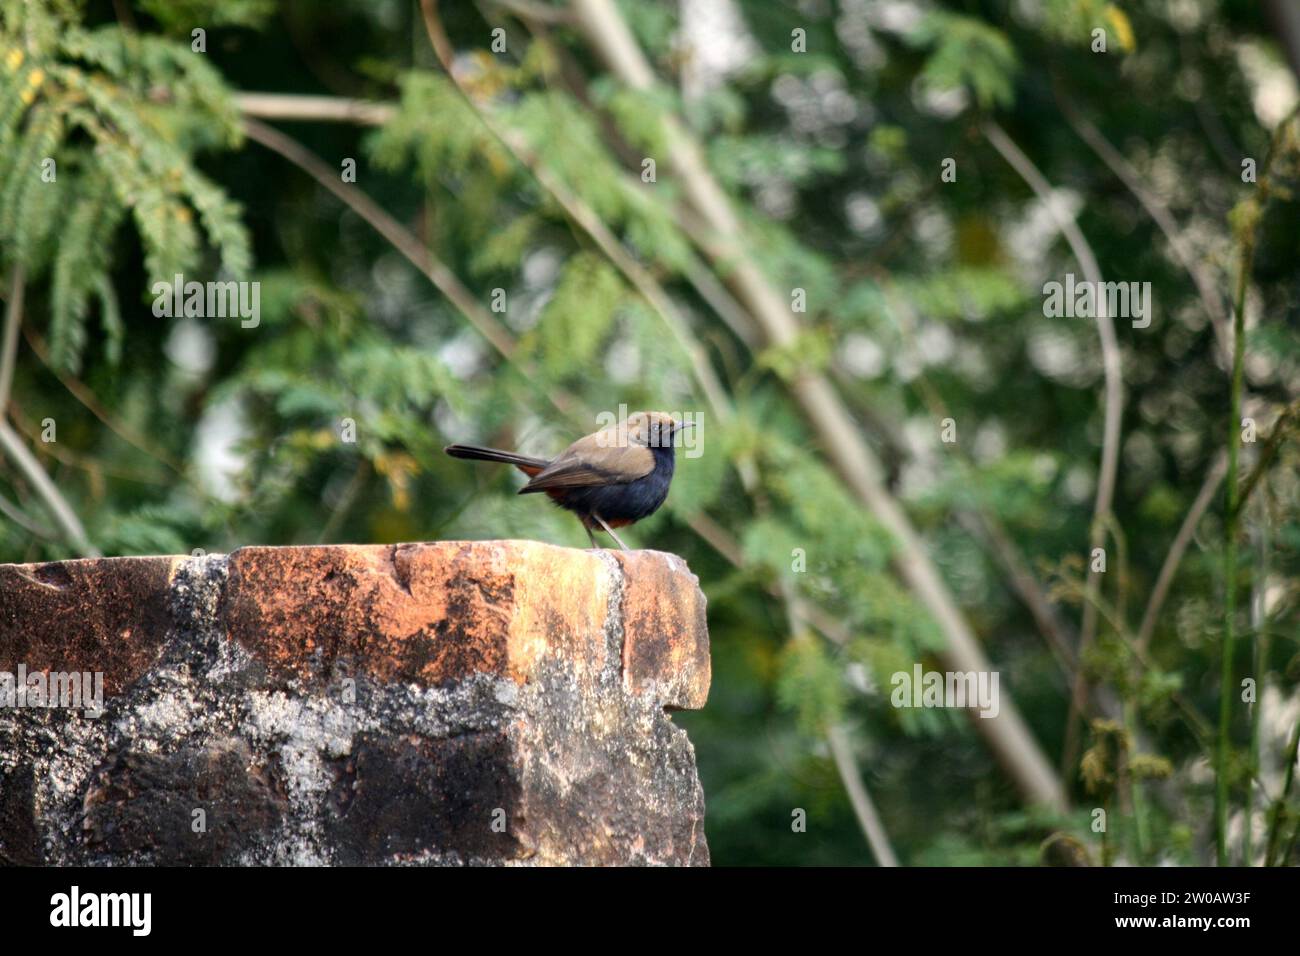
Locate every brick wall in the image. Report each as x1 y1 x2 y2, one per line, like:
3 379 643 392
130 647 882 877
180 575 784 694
0 541 710 865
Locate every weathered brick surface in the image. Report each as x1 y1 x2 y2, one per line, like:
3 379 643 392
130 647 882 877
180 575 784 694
0 542 710 866
612 550 710 710
220 542 615 689
0 556 180 695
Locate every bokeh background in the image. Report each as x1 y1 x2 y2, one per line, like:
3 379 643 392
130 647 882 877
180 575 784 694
2 0 1299 865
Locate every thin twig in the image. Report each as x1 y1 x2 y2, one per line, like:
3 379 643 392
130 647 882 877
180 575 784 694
1054 84 1230 358
1235 397 1300 517
0 422 98 556
241 117 520 362
1246 490 1270 864
775 570 900 860
0 488 53 538
7 409 169 484
22 326 187 475
827 723 900 866
0 263 23 409
983 120 1125 779
0 265 99 556
483 0 573 24
1136 452 1228 652
235 93 395 126
1264 714 1300 866
1062 579 1215 752
317 459 369 543
959 510 1078 674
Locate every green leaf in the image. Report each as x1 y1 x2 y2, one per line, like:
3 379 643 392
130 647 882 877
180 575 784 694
527 252 624 377
776 632 847 734
909 13 1019 109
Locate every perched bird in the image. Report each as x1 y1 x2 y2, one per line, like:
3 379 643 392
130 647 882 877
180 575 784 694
444 411 693 550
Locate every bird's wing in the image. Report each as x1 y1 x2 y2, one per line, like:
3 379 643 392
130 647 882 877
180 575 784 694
518 433 654 493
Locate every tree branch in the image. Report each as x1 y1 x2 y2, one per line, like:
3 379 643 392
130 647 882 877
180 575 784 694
235 93 395 125
983 120 1125 778
0 264 99 556
241 116 521 363
1235 397 1300 518
0 487 53 538
827 723 900 866
1054 86 1231 358
0 262 23 410
1136 452 1228 652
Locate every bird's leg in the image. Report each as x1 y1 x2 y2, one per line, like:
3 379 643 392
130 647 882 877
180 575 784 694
593 513 630 552
583 520 598 549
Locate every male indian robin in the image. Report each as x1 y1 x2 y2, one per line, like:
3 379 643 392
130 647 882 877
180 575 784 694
444 411 693 551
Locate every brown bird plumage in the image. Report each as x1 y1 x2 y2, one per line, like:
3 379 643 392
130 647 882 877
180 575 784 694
444 411 692 550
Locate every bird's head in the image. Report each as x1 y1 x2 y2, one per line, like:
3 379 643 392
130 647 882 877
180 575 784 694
626 411 694 449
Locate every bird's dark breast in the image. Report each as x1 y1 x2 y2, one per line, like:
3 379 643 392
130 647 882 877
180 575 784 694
555 444 675 525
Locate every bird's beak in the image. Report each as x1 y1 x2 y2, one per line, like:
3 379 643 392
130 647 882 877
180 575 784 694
673 420 695 432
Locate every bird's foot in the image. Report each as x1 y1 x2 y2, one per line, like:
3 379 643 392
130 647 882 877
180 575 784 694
593 514 631 552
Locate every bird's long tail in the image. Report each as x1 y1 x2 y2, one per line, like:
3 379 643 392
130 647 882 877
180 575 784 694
444 443 548 473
